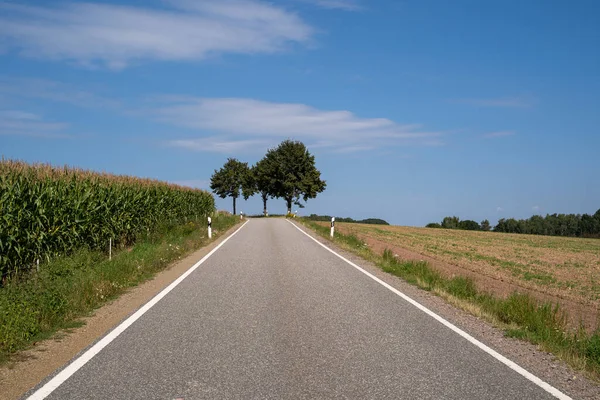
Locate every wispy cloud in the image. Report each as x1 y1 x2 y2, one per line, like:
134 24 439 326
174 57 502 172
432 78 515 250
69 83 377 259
153 97 443 153
169 137 274 154
297 0 362 11
0 110 72 138
0 0 313 69
483 130 515 139
0 77 120 108
451 95 536 109
331 145 376 153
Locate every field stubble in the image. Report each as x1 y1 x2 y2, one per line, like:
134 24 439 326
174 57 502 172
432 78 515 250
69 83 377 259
319 222 600 330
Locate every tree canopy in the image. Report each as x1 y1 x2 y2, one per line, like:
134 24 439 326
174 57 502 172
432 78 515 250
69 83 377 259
426 209 600 238
441 216 460 229
480 219 491 231
306 214 389 225
209 158 251 215
494 212 600 237
251 155 278 216
267 140 326 213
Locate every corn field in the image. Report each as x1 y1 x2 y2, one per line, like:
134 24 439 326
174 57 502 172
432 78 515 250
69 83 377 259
0 160 215 279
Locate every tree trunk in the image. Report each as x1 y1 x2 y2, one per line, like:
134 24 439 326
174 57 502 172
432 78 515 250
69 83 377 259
262 193 268 216
232 196 237 215
286 197 292 214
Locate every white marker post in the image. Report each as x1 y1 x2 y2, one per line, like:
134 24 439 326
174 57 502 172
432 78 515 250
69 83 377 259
208 217 212 239
240 212 243 220
109 238 112 261
330 217 335 238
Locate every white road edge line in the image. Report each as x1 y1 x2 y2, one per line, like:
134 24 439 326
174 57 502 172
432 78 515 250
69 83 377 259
27 220 250 400
286 220 572 400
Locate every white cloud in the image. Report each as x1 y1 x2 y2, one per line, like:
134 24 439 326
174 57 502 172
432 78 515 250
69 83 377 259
496 207 504 213
154 97 443 153
0 110 39 121
0 77 120 108
0 110 72 138
532 205 540 212
169 137 274 154
0 1 313 69
451 95 536 109
297 0 362 11
331 145 376 153
483 130 515 139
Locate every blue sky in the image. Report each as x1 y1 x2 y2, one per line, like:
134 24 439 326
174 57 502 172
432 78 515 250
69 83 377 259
1 0 599 226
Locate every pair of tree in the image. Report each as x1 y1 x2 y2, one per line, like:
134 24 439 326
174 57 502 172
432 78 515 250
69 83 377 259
210 140 326 215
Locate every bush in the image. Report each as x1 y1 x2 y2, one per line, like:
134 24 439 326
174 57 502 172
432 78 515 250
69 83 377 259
458 220 481 231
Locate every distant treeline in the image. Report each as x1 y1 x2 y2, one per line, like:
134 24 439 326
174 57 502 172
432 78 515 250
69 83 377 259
306 214 389 225
426 209 600 238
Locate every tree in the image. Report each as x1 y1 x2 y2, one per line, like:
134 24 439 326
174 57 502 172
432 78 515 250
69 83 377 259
252 156 278 216
441 216 460 229
505 218 523 233
480 219 491 231
459 220 481 231
494 218 507 232
360 218 390 225
241 168 256 205
526 215 547 235
580 214 597 237
468 209 600 238
210 158 251 215
269 140 326 213
426 222 442 228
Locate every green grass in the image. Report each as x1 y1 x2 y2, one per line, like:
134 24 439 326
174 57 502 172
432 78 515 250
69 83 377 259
300 219 600 379
247 214 287 218
0 214 239 364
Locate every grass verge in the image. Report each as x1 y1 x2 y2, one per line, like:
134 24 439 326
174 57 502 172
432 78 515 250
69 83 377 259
0 214 239 365
247 214 287 218
300 219 600 379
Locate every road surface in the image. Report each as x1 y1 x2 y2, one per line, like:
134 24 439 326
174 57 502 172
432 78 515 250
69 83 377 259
27 219 566 399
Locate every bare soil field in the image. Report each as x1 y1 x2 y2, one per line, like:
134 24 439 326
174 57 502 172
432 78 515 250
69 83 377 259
318 222 600 330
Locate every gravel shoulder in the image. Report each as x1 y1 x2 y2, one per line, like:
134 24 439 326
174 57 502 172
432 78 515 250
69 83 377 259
293 220 600 400
0 222 243 400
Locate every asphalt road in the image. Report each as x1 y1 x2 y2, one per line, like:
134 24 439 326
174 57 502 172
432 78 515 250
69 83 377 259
29 219 563 399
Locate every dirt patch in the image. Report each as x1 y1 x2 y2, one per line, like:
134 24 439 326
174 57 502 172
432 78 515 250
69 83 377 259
0 222 243 400
327 223 600 331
